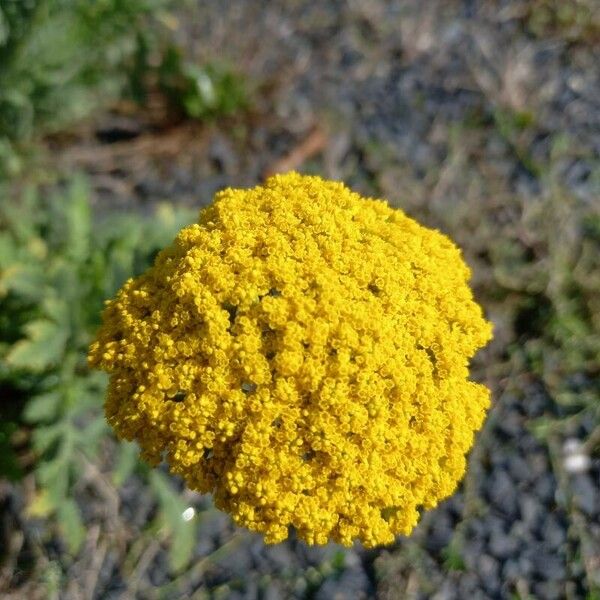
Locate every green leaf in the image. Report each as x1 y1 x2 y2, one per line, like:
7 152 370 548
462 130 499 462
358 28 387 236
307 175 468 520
32 422 65 454
57 498 85 555
41 296 70 326
37 454 70 509
0 187 39 243
76 414 108 456
63 376 105 416
112 441 139 487
0 9 8 47
6 318 68 371
0 263 46 300
0 232 17 267
23 390 62 423
63 175 91 260
149 470 196 572
442 539 466 572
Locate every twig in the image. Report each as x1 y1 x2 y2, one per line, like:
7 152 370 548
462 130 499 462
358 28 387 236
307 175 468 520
59 124 209 173
263 126 328 178
78 452 124 545
125 537 163 599
82 525 108 600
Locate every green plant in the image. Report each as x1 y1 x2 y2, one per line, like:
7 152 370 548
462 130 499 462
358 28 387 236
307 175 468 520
0 176 198 568
492 108 541 178
441 538 466 572
525 0 600 43
157 46 247 120
511 170 600 423
0 1 248 179
0 0 178 175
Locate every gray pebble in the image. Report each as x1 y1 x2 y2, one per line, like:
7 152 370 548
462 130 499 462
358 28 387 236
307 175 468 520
532 551 567 581
508 454 534 484
262 581 285 600
314 570 370 600
533 580 565 600
540 514 567 550
488 471 519 520
477 554 501 595
534 473 557 506
519 496 543 530
570 474 597 517
489 531 519 560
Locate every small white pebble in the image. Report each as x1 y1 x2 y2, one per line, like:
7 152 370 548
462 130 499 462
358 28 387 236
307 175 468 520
182 507 196 522
564 453 591 474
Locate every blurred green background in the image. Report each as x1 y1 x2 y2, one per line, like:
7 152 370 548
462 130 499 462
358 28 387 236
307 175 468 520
0 1 599 599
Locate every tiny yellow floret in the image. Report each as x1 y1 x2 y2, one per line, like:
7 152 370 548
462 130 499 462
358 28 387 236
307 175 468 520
89 172 493 547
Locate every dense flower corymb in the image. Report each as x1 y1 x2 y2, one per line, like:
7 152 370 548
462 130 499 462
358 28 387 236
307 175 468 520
89 172 493 547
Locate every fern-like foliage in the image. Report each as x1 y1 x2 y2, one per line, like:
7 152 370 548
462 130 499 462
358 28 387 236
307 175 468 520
0 178 198 567
0 0 172 175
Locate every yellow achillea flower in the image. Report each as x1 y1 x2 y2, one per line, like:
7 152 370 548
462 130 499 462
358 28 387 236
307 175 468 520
89 172 492 547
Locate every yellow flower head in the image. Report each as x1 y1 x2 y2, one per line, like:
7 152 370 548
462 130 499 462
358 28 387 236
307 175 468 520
89 172 492 547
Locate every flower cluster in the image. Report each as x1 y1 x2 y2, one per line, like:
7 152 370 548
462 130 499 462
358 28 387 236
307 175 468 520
89 172 493 547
